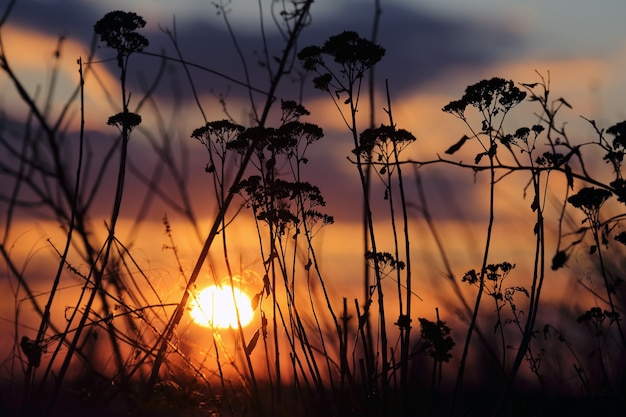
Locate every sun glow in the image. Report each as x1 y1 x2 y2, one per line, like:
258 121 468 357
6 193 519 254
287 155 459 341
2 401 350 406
190 285 254 328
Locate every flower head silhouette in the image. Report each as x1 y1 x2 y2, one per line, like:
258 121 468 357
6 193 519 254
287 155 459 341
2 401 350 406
94 11 148 67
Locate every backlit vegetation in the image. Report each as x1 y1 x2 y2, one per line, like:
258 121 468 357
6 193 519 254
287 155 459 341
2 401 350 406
1 1 624 416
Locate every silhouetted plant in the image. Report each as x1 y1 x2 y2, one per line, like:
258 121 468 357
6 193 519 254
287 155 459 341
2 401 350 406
463 262 521 367
0 5 192 414
299 31 427 414
441 72 626 414
298 31 385 103
566 186 625 347
443 78 528 405
50 11 149 406
4 1 626 416
94 10 148 68
576 306 621 391
568 187 612 218
147 6 319 414
192 94 340 416
300 31 394 405
418 316 454 364
107 111 142 132
417 310 455 398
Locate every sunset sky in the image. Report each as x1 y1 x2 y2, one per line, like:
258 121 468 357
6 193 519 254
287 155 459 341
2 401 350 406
5 0 626 127
2 0 626 368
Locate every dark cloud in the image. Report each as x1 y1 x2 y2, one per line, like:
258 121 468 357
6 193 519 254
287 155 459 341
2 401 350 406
1 0 522 225
6 0 99 41
297 2 521 96
7 0 520 102
146 1 521 102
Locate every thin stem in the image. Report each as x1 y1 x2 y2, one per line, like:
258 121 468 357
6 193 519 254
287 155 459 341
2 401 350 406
147 0 314 389
453 118 497 404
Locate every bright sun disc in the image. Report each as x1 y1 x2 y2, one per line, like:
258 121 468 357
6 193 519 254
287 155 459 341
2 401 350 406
190 285 254 328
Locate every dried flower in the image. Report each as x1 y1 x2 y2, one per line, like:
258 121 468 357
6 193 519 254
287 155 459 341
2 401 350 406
107 111 142 131
94 11 148 67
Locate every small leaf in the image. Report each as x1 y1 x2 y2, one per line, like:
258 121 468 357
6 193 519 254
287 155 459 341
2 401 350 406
564 164 574 189
589 245 597 255
263 274 271 296
558 97 572 109
245 328 261 355
531 124 544 134
445 135 469 154
551 250 568 270
475 152 484 164
251 291 263 310
531 195 539 212
313 73 332 91
261 312 268 337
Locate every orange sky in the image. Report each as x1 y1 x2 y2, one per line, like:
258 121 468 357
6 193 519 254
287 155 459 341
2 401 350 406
2 0 625 390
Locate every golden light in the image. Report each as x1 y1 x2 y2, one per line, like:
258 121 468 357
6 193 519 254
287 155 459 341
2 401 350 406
190 285 254 328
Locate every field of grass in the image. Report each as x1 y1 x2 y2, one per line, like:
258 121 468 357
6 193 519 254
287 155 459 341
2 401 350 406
1 1 625 416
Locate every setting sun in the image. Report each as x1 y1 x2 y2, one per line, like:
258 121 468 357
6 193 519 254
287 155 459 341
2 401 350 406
190 285 254 328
